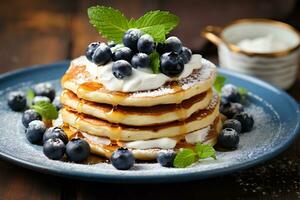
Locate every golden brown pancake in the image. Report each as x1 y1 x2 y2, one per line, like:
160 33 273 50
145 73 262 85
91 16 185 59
61 89 213 126
61 94 220 141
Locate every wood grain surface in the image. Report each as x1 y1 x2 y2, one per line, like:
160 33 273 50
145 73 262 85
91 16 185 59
0 1 299 199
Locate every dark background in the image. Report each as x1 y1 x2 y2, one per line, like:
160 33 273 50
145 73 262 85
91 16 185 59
0 0 300 199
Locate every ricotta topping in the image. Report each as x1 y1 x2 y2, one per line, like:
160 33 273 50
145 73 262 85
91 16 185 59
185 126 211 144
123 138 177 150
72 54 203 92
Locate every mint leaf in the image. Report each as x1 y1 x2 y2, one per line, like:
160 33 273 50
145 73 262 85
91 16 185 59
195 143 216 160
26 89 35 106
88 6 129 43
135 10 179 36
213 75 226 94
238 87 248 96
174 148 197 168
32 101 58 120
150 51 160 73
140 25 166 42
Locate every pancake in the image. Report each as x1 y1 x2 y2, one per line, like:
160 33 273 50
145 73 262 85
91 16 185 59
61 89 213 126
61 94 220 141
63 116 222 160
61 56 217 106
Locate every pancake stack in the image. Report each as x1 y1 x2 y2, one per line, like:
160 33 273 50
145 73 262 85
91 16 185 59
59 55 221 160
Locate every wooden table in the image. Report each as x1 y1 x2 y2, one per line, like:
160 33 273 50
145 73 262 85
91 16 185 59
0 1 300 199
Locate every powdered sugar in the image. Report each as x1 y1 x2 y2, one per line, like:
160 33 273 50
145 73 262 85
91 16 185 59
0 81 289 181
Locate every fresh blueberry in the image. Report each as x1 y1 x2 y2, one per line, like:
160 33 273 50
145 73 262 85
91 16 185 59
32 96 51 105
33 83 56 101
85 42 100 61
179 47 192 64
52 96 62 111
7 91 27 111
222 119 242 134
66 138 90 162
160 52 184 77
122 29 142 51
25 120 46 144
137 34 155 54
233 112 254 133
220 102 244 119
43 138 66 160
131 53 150 68
111 147 135 170
43 127 68 144
112 47 133 62
165 36 182 53
221 84 241 103
220 96 229 107
157 151 176 167
112 60 132 79
22 109 42 128
92 43 112 65
218 128 239 149
156 42 166 55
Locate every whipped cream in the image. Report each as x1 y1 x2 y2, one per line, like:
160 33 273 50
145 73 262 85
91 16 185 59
72 54 203 92
123 138 177 149
237 35 289 53
185 126 210 144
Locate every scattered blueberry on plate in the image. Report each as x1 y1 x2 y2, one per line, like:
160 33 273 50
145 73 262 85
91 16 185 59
234 112 254 133
66 138 90 163
22 109 42 128
33 83 56 101
218 128 240 150
157 151 176 167
111 148 135 170
43 138 66 160
7 91 27 111
43 127 68 145
25 120 46 144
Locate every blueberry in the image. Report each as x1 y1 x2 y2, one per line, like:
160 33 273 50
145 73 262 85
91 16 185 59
92 43 112 65
52 96 62 111
156 42 166 55
43 127 68 144
25 120 46 144
137 34 155 54
223 119 242 134
131 53 150 68
220 102 244 119
233 112 254 133
32 96 51 105
7 91 27 111
179 47 192 64
111 147 135 170
22 109 42 128
122 29 142 51
112 60 132 79
33 83 56 101
66 138 90 162
221 84 241 103
112 47 133 62
43 138 66 160
218 128 239 149
85 42 100 61
165 36 182 53
160 52 184 77
157 151 176 167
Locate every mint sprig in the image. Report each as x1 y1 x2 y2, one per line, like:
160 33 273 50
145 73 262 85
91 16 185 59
213 75 226 94
88 6 129 43
26 89 35 106
174 143 217 168
32 101 58 120
150 51 160 74
87 6 179 43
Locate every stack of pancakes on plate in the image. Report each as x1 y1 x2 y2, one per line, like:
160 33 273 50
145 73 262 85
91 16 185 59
59 55 221 160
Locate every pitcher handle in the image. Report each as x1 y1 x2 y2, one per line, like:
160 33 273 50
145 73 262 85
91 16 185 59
202 26 223 45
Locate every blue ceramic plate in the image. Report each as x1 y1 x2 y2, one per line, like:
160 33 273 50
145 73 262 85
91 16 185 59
0 61 299 183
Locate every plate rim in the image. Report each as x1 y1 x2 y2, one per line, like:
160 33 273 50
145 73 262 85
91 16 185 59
0 62 299 183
